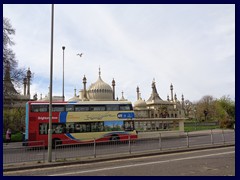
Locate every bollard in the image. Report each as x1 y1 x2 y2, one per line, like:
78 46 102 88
186 132 189 148
93 138 96 158
43 141 45 162
128 135 131 154
159 133 162 151
222 129 225 144
210 129 214 144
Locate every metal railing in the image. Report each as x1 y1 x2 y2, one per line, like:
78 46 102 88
3 129 235 164
3 141 45 164
55 129 235 161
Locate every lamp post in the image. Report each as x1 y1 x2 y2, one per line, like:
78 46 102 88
62 46 65 101
194 108 197 130
48 4 54 162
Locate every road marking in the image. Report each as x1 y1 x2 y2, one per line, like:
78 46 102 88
50 151 234 176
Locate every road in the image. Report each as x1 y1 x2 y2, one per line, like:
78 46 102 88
4 146 235 176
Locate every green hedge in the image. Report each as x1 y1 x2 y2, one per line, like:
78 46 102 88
3 132 23 142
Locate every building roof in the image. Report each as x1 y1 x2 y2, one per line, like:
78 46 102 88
146 80 173 105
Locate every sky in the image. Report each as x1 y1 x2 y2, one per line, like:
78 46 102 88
3 4 235 103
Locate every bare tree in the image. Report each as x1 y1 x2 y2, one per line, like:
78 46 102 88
184 99 193 117
3 17 27 91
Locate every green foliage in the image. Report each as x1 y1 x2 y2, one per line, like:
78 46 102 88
194 95 235 126
219 119 235 129
217 95 235 119
3 107 25 133
3 132 23 142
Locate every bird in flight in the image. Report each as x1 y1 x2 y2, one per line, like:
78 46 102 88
77 53 83 57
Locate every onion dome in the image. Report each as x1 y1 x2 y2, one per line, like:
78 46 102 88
87 68 113 101
68 88 80 102
134 98 147 109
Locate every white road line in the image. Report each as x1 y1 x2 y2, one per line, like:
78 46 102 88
50 151 234 176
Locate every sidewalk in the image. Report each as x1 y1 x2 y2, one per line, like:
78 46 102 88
3 129 235 172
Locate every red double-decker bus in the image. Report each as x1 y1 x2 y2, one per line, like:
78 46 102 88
24 101 137 147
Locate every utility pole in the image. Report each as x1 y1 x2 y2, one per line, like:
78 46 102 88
48 4 54 162
62 46 65 101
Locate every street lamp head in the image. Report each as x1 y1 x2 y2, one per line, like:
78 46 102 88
62 46 65 50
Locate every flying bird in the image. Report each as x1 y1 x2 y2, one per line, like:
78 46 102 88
77 53 83 57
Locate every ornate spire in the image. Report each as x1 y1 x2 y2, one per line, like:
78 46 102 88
112 78 115 86
170 83 174 101
119 91 127 101
136 86 140 100
147 80 163 103
74 87 77 97
98 66 101 77
83 75 86 83
112 78 116 100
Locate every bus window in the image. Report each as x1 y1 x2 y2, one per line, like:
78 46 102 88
90 105 106 111
66 104 74 112
119 104 132 111
39 123 48 134
52 123 65 134
79 123 91 132
74 123 82 133
66 123 75 133
31 105 48 112
52 105 65 112
106 104 119 111
123 121 134 131
91 122 104 132
75 105 89 111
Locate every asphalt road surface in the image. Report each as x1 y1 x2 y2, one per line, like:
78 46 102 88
4 146 235 176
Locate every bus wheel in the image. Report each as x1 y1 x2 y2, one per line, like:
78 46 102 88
52 138 62 149
110 135 120 142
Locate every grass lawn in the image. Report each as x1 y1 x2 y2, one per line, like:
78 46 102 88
184 125 220 132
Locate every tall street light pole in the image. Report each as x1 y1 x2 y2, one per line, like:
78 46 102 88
194 108 197 130
62 46 65 102
48 4 54 162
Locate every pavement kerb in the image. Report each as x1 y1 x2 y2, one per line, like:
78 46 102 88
3 143 235 172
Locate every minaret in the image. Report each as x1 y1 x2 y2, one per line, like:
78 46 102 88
27 68 32 97
136 86 140 100
74 87 77 97
181 94 185 109
98 67 101 77
174 93 177 102
120 91 126 101
170 83 173 102
83 75 87 100
23 77 27 96
48 86 50 98
167 95 170 101
112 78 115 100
